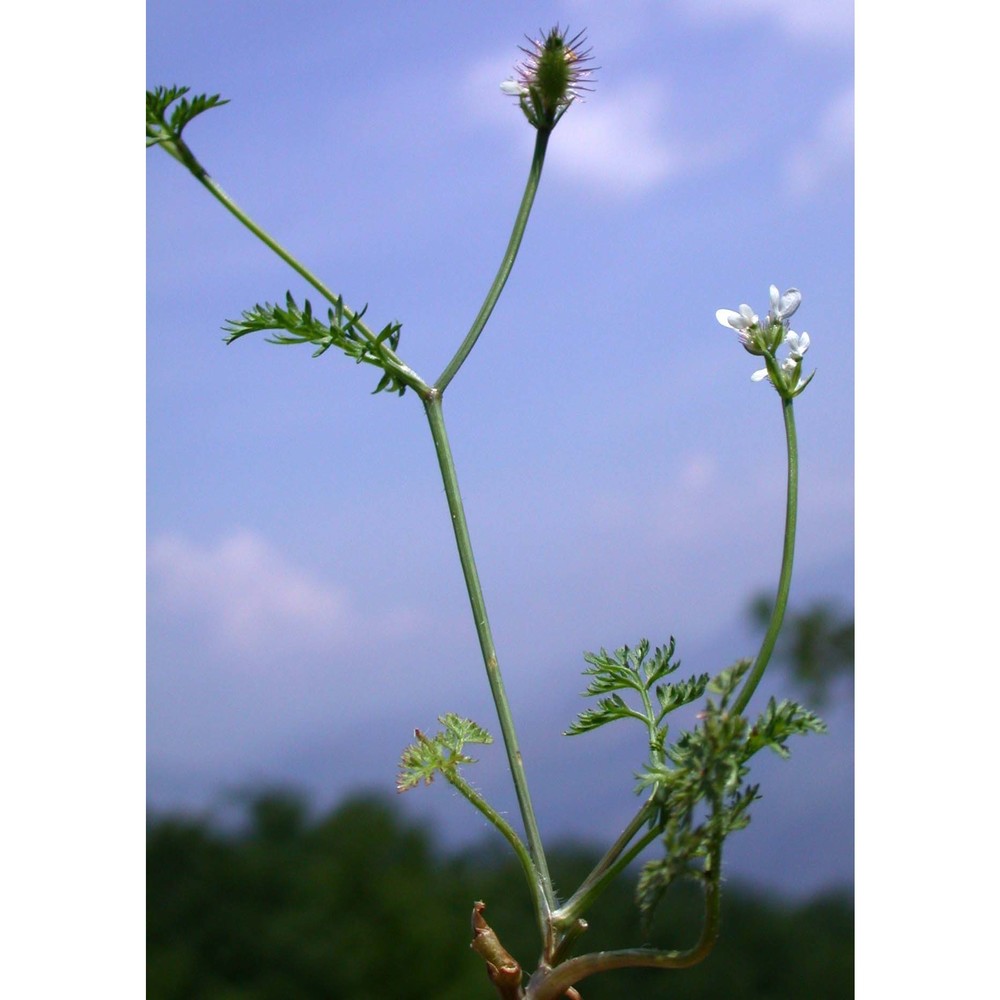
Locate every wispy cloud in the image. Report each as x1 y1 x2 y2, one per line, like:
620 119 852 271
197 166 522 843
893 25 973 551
582 449 722 541
148 531 422 659
674 0 852 44
547 82 682 195
464 51 695 197
783 87 854 197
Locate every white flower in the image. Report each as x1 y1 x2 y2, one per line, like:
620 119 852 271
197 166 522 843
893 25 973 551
717 303 764 355
752 355 801 388
715 304 758 332
768 285 801 324
785 330 810 360
716 284 814 398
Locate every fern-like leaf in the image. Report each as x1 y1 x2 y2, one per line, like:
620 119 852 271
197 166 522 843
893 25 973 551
146 85 229 146
223 292 407 395
396 715 493 792
745 697 827 759
567 637 706 739
634 656 825 926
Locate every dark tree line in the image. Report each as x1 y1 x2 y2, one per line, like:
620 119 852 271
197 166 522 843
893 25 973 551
148 791 852 999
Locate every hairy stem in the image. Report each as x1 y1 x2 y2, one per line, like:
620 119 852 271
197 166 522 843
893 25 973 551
423 392 555 924
445 770 547 941
553 798 657 931
733 397 798 715
434 128 551 392
638 683 665 767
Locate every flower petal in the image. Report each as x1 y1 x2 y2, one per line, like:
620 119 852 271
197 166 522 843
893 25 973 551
777 288 801 320
786 330 810 359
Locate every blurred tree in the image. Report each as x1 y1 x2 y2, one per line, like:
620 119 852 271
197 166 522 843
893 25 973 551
749 596 854 705
148 791 852 999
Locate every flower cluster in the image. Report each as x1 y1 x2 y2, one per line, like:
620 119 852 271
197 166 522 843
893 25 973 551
716 285 815 399
501 25 595 130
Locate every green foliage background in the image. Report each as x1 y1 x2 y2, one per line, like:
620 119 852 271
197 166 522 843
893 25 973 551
148 791 852 999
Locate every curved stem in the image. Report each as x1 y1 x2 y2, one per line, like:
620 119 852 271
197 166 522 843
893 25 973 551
529 847 723 1000
423 392 555 923
733 397 798 715
445 771 547 941
434 128 551 393
156 136 430 395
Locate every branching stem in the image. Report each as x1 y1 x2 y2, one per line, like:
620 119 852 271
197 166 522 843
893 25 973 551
529 847 723 1000
150 88 808 994
155 134 430 396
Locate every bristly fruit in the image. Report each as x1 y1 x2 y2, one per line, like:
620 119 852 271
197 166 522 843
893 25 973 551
500 25 596 130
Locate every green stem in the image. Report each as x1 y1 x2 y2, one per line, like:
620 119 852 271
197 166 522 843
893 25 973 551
434 128 551 393
445 770 547 941
557 395 799 934
733 397 798 715
555 820 661 932
156 134 429 395
528 847 723 1000
553 797 656 931
638 685 665 767
423 392 555 922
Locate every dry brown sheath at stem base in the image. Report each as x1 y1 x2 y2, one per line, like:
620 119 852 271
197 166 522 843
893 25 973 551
470 902 584 1000
471 902 524 998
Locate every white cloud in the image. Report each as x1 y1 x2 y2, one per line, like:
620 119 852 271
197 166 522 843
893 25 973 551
547 82 681 195
583 450 720 540
464 52 692 197
673 0 852 44
148 530 422 658
783 87 854 197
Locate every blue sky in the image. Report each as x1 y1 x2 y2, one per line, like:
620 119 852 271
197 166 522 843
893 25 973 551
147 1 854 896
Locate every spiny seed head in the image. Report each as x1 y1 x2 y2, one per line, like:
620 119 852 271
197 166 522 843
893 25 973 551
501 25 596 130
